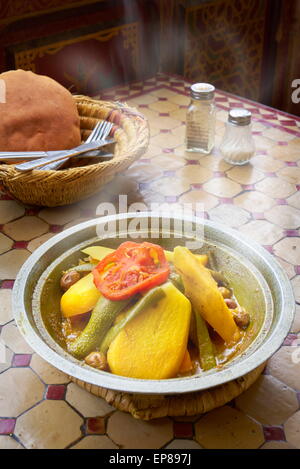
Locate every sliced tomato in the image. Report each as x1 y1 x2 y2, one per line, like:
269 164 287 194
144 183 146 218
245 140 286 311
92 241 170 300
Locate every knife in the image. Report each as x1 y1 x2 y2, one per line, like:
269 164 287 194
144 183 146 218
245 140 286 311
15 139 114 172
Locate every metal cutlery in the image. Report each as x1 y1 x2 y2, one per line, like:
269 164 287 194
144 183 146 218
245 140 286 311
0 120 114 168
15 138 114 172
37 121 114 171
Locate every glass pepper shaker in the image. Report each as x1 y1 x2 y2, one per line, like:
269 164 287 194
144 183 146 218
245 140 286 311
185 83 216 154
220 108 256 165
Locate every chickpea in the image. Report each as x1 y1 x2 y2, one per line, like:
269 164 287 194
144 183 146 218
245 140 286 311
84 351 108 371
218 287 231 299
224 298 238 309
60 270 81 291
233 309 250 329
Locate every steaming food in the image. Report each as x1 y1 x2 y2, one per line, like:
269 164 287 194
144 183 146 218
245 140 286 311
46 241 252 380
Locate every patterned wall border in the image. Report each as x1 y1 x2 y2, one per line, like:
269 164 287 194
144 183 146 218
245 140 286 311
14 22 140 74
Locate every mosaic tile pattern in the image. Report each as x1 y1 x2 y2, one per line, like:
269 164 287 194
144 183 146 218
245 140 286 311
0 74 299 449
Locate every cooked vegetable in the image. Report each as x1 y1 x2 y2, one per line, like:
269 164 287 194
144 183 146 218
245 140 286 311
93 241 170 301
60 270 81 291
173 246 240 345
165 250 208 266
225 298 238 309
65 263 95 274
194 308 216 371
178 349 193 374
81 246 114 260
232 309 250 329
68 295 132 359
61 273 101 318
100 286 165 354
107 282 191 379
84 351 108 370
218 287 231 299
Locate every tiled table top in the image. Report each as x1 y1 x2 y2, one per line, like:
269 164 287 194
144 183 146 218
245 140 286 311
0 73 299 449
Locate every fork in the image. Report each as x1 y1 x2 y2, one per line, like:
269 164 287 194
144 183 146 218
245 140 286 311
38 120 114 171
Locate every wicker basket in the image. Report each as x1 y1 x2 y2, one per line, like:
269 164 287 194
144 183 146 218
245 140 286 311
0 95 149 207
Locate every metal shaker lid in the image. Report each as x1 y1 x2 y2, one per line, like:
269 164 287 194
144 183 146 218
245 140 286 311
190 83 215 100
228 108 252 126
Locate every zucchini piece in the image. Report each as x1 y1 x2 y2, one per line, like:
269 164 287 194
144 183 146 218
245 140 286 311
68 295 131 359
194 308 216 371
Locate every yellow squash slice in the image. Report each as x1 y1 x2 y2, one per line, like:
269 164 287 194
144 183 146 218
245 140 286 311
107 282 191 379
173 246 240 345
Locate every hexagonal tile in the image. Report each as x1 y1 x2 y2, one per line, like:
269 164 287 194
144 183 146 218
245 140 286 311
0 200 25 224
169 94 190 106
278 167 300 185
3 216 48 241
291 304 300 333
169 108 187 121
199 153 231 171
107 411 173 449
30 354 69 384
261 441 296 449
104 175 139 196
235 375 299 425
250 154 284 172
150 177 190 197
195 406 264 449
267 346 300 390
255 177 296 199
38 205 81 225
203 177 241 198
0 249 30 280
0 436 24 449
124 164 162 183
66 383 114 417
165 439 202 449
0 368 44 417
1 322 33 353
0 233 13 255
292 276 300 303
209 204 250 228
71 435 118 449
239 220 283 245
151 116 180 130
287 192 300 209
27 233 54 252
254 135 276 152
0 346 13 374
0 289 12 325
151 132 184 149
227 166 265 185
128 94 157 105
179 190 218 210
274 256 296 279
273 237 300 265
267 142 300 162
284 411 300 448
14 400 83 449
264 206 300 229
149 100 178 113
234 191 275 212
176 166 213 185
151 154 185 170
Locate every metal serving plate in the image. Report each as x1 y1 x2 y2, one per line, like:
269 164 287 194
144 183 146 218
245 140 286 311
12 212 295 394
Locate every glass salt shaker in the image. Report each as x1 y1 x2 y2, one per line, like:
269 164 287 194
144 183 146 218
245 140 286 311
185 83 216 154
220 108 255 165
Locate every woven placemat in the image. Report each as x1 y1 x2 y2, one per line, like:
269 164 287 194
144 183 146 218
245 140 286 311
70 363 266 420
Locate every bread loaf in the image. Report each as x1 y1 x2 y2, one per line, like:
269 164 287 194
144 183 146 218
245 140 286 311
0 69 81 151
